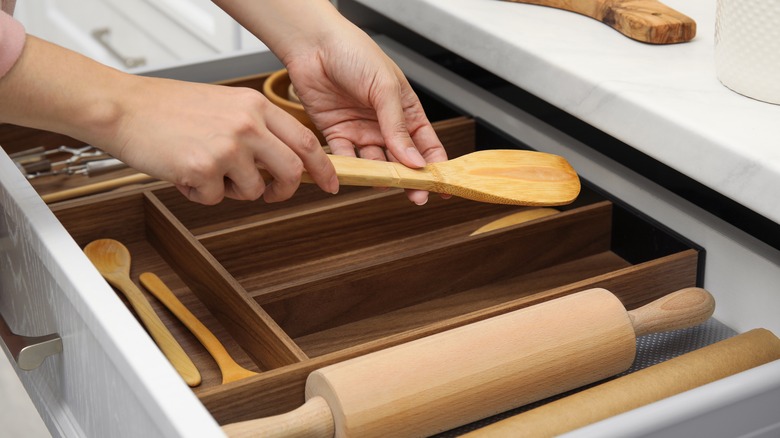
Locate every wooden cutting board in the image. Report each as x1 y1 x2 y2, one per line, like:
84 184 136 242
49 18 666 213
501 0 696 44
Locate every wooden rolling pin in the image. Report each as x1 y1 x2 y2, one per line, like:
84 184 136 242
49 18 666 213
501 0 696 44
465 328 780 437
222 287 714 438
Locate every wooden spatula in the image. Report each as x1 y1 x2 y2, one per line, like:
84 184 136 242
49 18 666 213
501 0 696 44
278 150 580 206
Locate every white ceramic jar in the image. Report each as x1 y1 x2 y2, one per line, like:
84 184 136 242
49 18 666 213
715 0 780 105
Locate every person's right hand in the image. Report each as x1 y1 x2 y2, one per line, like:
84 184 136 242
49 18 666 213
102 75 339 205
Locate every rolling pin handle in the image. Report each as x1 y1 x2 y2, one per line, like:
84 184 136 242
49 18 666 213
628 287 715 338
221 396 334 438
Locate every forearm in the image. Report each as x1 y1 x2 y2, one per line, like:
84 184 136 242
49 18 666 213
211 0 350 63
0 35 130 149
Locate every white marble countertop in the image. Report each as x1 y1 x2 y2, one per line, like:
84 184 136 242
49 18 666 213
354 0 780 225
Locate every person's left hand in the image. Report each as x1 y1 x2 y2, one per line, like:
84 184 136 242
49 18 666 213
282 22 448 205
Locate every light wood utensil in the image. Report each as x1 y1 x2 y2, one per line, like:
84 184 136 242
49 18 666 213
470 208 560 235
501 0 696 44
269 150 580 206
465 328 780 437
83 239 201 387
42 173 154 204
139 272 259 384
222 287 714 438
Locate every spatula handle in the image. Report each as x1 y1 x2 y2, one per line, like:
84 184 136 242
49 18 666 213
261 154 435 191
628 287 715 337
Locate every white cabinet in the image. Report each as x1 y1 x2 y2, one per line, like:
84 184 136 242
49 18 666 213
14 0 267 71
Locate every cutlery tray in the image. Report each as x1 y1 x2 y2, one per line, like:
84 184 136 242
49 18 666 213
0 74 702 428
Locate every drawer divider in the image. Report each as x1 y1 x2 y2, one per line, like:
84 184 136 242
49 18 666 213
143 192 308 369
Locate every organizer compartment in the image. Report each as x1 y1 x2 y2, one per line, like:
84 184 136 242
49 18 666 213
49 191 272 393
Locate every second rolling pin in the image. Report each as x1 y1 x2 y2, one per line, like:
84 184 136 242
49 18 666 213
465 328 780 437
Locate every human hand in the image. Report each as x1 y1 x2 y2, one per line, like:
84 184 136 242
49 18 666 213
210 0 448 204
0 36 338 206
100 76 339 205
281 22 448 205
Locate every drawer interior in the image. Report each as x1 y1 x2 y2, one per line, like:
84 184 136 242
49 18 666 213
2 75 703 427
39 121 698 426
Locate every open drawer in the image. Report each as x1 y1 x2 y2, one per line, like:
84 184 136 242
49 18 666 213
2 67 706 432
2 58 774 437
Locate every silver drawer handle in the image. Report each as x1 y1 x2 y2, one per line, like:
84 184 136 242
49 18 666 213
0 311 63 371
91 27 147 68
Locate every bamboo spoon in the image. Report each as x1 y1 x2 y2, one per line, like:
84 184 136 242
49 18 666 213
470 208 560 236
83 239 201 387
139 272 259 384
222 287 714 438
264 150 580 206
501 0 696 44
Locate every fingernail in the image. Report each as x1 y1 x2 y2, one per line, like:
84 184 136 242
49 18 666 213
414 196 429 206
329 175 339 194
405 147 427 168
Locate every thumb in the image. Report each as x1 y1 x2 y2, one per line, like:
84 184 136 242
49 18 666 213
373 79 427 169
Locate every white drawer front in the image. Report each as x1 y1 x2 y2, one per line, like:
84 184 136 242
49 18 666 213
17 0 216 70
0 152 222 438
108 0 237 53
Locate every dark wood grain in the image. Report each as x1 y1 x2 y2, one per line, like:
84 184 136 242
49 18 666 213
197 249 698 425
0 123 82 153
295 251 633 356
51 194 261 392
253 201 612 339
432 116 476 158
200 189 521 284
143 192 308 370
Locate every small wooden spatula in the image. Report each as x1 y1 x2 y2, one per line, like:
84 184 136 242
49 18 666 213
270 150 580 206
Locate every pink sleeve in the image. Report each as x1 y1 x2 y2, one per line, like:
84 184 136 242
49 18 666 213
1 10 26 79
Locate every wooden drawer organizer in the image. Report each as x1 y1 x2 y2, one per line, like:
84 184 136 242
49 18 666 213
0 74 700 427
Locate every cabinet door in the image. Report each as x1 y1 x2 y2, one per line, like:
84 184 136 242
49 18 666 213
0 152 222 438
106 0 239 53
15 0 179 69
